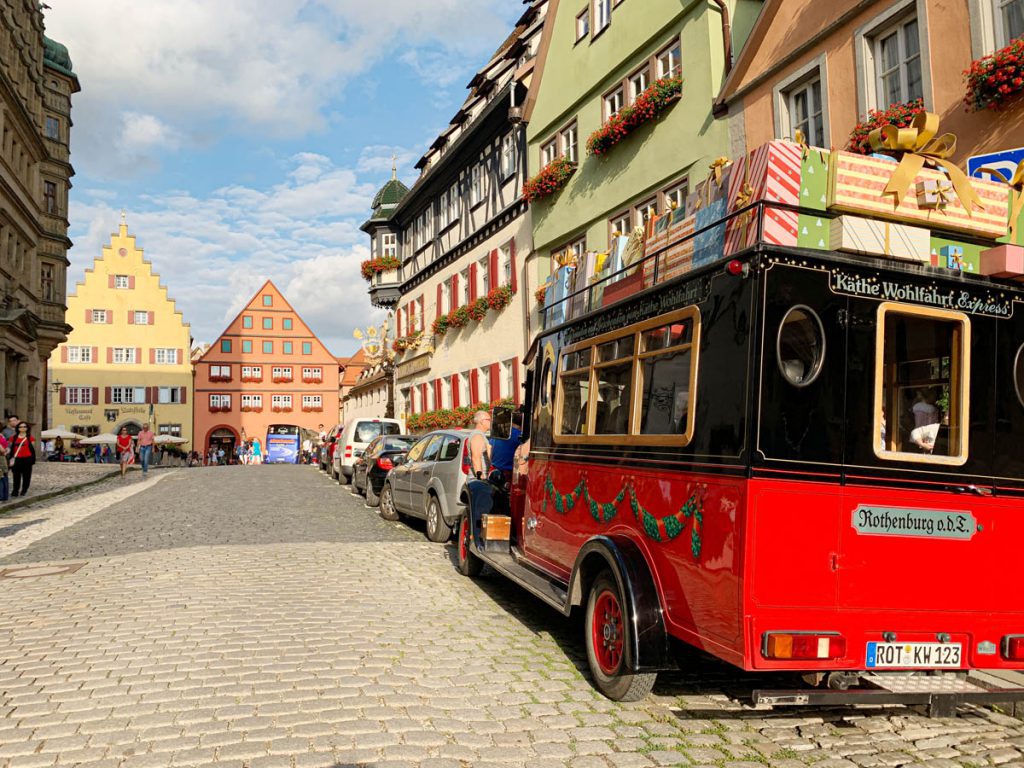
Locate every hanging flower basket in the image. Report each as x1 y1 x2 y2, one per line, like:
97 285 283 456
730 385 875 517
846 98 925 155
523 156 577 203
964 37 1024 111
392 332 423 354
534 285 547 306
360 255 401 281
586 77 683 157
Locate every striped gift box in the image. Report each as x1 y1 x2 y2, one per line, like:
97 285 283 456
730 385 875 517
646 214 672 253
828 150 1010 239
725 140 801 255
643 215 695 287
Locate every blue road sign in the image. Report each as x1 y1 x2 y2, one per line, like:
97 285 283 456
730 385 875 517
968 147 1024 181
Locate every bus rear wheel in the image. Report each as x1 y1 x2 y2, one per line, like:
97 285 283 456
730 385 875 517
457 515 483 577
584 571 657 702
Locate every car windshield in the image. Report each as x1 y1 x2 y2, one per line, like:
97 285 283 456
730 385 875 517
384 437 417 452
354 421 386 442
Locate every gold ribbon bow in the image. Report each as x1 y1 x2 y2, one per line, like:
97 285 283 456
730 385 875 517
696 157 731 210
709 156 730 186
554 247 578 269
978 162 1024 243
867 111 983 215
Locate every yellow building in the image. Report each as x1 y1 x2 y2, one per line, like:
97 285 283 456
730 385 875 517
49 217 193 443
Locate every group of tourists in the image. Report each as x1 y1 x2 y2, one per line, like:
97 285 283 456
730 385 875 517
0 415 37 500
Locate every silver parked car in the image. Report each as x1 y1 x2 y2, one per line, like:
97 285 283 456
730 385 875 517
378 429 470 542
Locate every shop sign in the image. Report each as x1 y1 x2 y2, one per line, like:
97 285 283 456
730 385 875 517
396 352 431 380
852 505 977 540
829 268 1013 318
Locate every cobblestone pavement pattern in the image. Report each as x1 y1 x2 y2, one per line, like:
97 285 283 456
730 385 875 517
1 466 1022 768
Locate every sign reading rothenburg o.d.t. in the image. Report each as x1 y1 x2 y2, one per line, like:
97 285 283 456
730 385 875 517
852 505 977 540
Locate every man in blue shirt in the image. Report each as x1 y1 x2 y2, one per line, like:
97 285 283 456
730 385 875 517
489 409 523 481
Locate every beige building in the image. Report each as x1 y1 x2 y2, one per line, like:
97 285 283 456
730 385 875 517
0 5 79 426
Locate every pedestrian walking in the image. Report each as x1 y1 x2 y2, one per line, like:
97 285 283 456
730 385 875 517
0 433 9 501
1 415 17 441
9 422 36 497
136 423 155 476
93 444 101 463
116 427 134 479
251 437 262 465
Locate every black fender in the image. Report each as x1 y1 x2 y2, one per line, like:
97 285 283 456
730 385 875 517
569 536 670 673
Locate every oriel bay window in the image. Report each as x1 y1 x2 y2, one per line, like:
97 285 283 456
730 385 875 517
873 303 969 465
555 307 701 445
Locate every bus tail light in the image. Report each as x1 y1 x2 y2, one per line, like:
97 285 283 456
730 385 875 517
763 632 846 661
1002 636 1024 660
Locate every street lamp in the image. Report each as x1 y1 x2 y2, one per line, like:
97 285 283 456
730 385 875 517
49 379 62 430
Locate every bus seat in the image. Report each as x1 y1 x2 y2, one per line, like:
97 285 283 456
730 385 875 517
782 358 805 383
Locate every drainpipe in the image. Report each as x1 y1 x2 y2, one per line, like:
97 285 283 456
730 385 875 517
710 0 733 75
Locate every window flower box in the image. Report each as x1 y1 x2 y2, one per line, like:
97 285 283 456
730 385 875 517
965 37 1024 112
431 315 450 337
271 406 293 413
208 405 230 413
209 375 232 383
523 156 577 203
407 398 516 433
586 77 683 157
846 98 924 155
360 255 401 281
392 332 423 354
301 406 323 413
301 376 323 384
535 285 547 306
240 376 261 383
467 298 489 322
486 284 514 311
240 405 263 413
272 376 292 384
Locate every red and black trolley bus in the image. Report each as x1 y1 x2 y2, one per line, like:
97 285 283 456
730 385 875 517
459 199 1024 712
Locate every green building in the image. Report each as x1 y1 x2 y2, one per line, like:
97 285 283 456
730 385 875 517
524 0 762 273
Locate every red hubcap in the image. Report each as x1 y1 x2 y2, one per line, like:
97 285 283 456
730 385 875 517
460 518 469 562
592 589 624 675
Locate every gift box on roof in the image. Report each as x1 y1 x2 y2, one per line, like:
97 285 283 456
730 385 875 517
979 244 1024 278
982 162 1024 246
928 236 981 273
724 140 803 254
830 215 931 263
601 271 643 307
643 236 694 288
646 213 672 253
606 235 629 277
685 157 733 217
915 178 952 210
692 198 727 268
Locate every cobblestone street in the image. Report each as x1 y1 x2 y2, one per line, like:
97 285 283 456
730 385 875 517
1 466 1023 768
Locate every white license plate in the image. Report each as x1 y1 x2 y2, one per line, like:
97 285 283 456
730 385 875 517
866 642 962 668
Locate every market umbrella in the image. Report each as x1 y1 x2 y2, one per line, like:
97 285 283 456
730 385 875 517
77 432 119 445
40 427 83 440
153 434 188 445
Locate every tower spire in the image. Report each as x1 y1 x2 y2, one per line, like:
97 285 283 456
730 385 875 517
391 155 397 181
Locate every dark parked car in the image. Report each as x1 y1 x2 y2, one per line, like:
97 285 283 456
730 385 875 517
352 435 417 506
379 429 471 542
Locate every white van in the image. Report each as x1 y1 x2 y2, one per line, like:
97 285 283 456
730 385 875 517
333 417 405 483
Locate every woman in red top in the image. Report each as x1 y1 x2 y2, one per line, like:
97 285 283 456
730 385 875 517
9 421 36 497
116 427 134 479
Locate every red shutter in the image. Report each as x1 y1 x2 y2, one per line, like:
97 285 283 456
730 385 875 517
180 387 187 404
470 369 479 405
420 383 428 411
128 311 135 325
489 249 498 293
436 283 442 320
434 379 442 409
91 347 98 362
469 263 478 302
59 386 66 405
106 311 113 324
104 386 112 404
490 362 501 403
108 275 115 288
60 347 67 363
149 348 155 364
510 239 518 293
396 307 403 337
84 309 92 324
451 374 460 409
92 387 99 405
177 349 184 365
451 274 459 308
135 347 142 364
512 357 521 404
128 276 136 289
148 312 154 325
106 348 113 364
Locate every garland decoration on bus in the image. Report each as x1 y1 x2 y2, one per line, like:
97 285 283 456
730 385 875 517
541 474 703 558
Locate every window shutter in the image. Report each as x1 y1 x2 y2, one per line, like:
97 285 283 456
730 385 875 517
108 275 115 289
469 263 478 302
180 387 187 404
490 362 501 402
510 239 518 293
128 276 136 289
436 283 442 320
177 349 184 365
420 383 428 411
434 379 442 409
451 274 459 307
136 347 142 364
60 347 67 363
84 309 92 324
106 311 113 325
59 386 66 405
104 386 112 404
489 249 499 292
470 369 479 405
128 311 135 324
91 347 98 362
451 374 460 409
150 348 156 364
148 312 154 325
513 357 521 404
106 348 113 364
92 387 99 405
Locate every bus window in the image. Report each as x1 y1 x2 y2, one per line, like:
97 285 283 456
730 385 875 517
639 320 694 436
594 336 634 435
777 306 825 387
874 303 970 465
560 355 590 436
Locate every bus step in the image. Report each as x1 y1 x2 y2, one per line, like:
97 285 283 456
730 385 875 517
862 673 983 694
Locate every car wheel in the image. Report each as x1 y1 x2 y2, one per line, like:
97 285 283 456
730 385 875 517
340 468 351 486
379 484 399 521
425 495 453 542
365 480 380 507
584 571 657 702
457 514 483 577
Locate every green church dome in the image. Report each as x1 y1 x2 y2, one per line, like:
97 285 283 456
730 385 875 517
43 36 75 77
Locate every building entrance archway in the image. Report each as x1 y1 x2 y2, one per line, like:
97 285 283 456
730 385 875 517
206 426 238 465
116 420 142 437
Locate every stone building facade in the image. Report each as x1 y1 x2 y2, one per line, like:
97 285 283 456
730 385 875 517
0 4 79 426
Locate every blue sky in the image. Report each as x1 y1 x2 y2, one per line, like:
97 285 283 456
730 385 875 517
44 0 522 356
